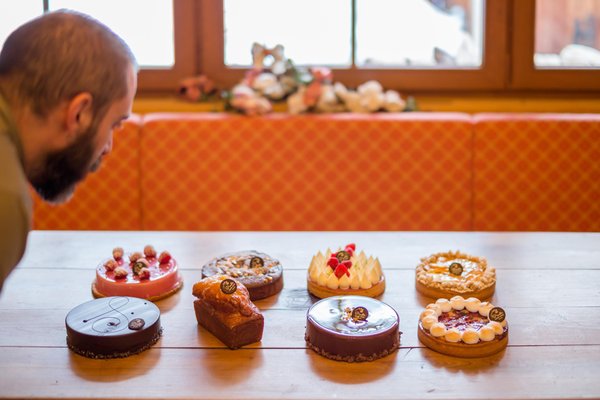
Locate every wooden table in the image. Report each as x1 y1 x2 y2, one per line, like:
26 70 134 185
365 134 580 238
1 231 599 399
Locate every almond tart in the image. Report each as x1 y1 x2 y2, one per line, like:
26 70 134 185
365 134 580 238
415 250 495 300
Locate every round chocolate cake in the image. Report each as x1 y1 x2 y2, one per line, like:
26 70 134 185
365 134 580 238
201 250 283 300
65 296 162 359
305 295 400 362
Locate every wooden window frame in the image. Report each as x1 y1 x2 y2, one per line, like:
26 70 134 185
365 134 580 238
511 0 600 91
198 0 509 93
135 0 197 92
134 0 600 94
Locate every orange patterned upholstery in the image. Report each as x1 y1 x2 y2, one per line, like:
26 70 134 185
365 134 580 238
31 112 600 232
32 116 142 230
140 113 473 231
473 114 600 231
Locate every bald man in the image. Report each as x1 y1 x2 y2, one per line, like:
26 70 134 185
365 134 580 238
0 10 138 291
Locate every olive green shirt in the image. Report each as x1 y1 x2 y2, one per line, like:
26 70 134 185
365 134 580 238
0 91 32 292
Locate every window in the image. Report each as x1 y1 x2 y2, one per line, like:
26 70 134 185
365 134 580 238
512 0 600 90
0 1 195 91
224 0 352 66
355 0 484 68
202 0 507 91
0 1 42 51
49 0 175 68
534 0 600 68
3 0 600 93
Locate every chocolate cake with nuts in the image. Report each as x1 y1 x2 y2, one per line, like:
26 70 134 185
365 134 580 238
201 250 283 300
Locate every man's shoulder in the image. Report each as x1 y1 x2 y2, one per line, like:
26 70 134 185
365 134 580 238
0 131 32 218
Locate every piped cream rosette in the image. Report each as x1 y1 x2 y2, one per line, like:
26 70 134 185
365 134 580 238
419 296 507 345
307 245 385 298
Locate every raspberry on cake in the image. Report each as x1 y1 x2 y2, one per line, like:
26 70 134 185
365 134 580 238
307 244 385 299
192 275 264 349
418 295 508 358
201 250 283 300
92 245 183 301
415 250 496 300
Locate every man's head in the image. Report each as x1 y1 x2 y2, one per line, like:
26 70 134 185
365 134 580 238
0 10 137 203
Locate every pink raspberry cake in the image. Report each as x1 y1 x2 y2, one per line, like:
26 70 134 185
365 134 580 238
92 245 183 301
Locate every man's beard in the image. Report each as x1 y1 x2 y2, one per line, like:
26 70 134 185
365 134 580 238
30 119 103 204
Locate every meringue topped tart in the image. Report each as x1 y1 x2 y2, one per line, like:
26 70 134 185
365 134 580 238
415 250 496 300
307 244 385 299
418 295 508 358
92 245 183 301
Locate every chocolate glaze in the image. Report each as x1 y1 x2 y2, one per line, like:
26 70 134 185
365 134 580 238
201 250 283 300
305 296 400 362
194 299 264 349
65 297 161 359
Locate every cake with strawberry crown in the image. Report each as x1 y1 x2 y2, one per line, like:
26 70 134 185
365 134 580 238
92 245 183 301
307 244 385 299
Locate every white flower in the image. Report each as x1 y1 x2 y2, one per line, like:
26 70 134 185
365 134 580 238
316 84 344 113
252 73 278 92
287 86 308 114
383 90 406 112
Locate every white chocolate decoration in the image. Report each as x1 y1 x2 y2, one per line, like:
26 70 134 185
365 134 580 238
421 295 507 344
307 247 383 290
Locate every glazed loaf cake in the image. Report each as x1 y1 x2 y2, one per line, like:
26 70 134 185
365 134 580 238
192 275 264 349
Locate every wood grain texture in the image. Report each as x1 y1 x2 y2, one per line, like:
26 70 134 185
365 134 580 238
0 231 599 399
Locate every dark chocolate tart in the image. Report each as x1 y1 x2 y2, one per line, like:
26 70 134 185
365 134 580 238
305 295 400 362
201 250 283 300
65 296 162 359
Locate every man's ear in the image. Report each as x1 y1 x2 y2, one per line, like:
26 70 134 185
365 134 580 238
65 92 93 138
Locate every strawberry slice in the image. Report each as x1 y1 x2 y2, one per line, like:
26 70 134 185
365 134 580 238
327 256 339 268
341 260 352 269
346 243 356 251
334 264 349 278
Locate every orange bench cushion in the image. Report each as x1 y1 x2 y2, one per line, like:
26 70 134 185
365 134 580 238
473 114 600 231
32 116 142 230
140 113 473 230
